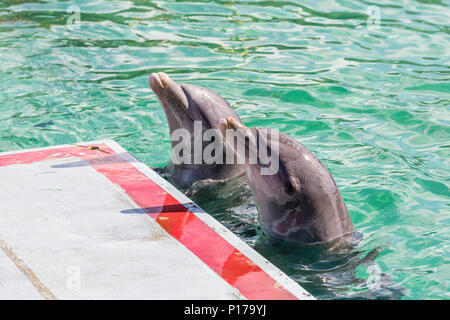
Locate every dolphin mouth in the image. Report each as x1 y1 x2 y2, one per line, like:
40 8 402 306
149 72 165 91
271 209 304 237
149 72 193 120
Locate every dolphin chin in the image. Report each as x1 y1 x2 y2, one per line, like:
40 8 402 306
149 73 245 187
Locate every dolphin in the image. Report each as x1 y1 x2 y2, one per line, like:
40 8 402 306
149 72 245 187
219 117 354 244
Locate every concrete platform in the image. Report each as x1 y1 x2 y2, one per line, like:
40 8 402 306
0 140 314 300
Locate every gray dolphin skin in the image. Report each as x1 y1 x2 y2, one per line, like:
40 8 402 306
149 72 245 187
219 117 354 244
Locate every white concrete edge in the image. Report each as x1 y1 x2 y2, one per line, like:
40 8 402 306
0 140 315 300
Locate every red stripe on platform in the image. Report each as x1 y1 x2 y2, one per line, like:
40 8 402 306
0 145 298 300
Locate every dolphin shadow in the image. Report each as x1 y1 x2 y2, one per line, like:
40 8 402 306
51 152 138 169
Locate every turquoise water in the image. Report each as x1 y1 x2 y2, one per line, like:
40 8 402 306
0 0 449 299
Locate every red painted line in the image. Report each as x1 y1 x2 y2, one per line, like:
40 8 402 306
0 144 298 300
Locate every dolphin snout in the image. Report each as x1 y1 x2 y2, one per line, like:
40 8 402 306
219 117 245 132
149 72 168 91
149 72 161 89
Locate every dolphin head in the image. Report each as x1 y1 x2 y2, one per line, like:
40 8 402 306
149 72 241 136
220 117 354 244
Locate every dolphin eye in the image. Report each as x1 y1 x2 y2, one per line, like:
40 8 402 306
284 183 296 196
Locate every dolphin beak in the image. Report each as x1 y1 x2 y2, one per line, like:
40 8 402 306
149 72 192 120
219 117 247 140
